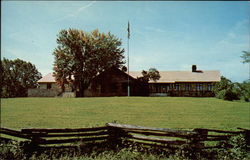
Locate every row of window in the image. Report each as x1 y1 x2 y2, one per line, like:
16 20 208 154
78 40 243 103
150 83 214 93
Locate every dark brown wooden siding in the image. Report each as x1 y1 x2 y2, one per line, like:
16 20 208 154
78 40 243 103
149 82 215 97
89 67 148 97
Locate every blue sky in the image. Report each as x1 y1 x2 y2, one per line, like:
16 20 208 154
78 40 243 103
2 1 249 82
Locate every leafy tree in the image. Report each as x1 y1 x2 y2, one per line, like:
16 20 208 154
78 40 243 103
1 58 42 97
213 76 232 93
148 68 161 81
214 76 250 102
241 51 250 63
139 68 161 82
235 80 250 102
239 50 250 101
241 51 250 83
213 76 240 101
53 29 125 97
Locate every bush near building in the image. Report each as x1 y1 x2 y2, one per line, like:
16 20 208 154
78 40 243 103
213 76 250 102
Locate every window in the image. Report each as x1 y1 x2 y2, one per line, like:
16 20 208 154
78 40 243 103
47 83 52 89
158 85 165 93
162 87 166 93
151 85 157 93
175 84 180 91
156 85 160 93
208 84 213 91
166 85 169 91
170 84 174 90
196 83 203 91
185 84 191 91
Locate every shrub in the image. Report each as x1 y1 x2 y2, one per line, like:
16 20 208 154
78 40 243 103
217 134 249 160
0 141 26 160
224 88 240 101
215 89 226 99
235 81 250 102
213 76 248 101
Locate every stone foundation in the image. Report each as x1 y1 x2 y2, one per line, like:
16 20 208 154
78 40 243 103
28 89 60 97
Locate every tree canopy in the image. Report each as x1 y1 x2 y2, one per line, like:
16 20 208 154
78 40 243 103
1 58 42 97
212 76 239 101
139 68 161 82
213 76 250 101
241 51 250 63
53 29 125 97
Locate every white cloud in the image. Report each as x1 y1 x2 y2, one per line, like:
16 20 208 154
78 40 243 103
54 1 96 22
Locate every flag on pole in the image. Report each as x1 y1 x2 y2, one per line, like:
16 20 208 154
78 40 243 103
127 21 130 39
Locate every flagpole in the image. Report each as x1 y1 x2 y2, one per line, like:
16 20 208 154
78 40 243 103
127 21 130 97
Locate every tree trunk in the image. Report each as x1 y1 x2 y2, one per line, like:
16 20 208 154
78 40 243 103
75 75 86 97
79 79 84 97
62 83 65 92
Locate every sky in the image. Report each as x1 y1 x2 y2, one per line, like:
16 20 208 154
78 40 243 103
1 1 249 82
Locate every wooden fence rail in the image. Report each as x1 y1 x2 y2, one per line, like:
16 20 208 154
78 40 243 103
0 123 249 151
0 127 31 139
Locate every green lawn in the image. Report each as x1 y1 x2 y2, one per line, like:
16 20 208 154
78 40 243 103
1 97 249 130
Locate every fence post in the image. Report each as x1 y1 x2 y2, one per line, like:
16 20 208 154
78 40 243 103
20 129 43 154
106 126 122 150
106 123 128 151
190 128 208 158
245 130 250 147
192 128 208 149
20 137 41 156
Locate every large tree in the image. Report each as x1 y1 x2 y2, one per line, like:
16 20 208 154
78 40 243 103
1 58 42 97
53 29 125 97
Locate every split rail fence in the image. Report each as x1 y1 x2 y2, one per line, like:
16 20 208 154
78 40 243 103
0 123 249 151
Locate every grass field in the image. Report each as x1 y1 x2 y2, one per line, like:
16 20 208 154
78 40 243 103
1 97 249 130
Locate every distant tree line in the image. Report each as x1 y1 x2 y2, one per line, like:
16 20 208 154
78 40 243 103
1 58 41 98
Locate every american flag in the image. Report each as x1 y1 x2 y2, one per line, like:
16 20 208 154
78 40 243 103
127 21 130 39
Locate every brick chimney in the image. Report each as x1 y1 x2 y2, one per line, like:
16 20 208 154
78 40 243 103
192 65 197 72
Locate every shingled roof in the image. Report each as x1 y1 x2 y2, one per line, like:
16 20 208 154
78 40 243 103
38 73 56 83
129 70 221 83
38 68 220 83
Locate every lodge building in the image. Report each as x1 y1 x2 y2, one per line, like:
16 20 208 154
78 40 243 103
130 65 220 97
28 65 220 97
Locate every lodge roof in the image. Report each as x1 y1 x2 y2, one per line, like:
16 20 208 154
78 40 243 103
129 70 221 83
38 68 220 83
38 73 56 83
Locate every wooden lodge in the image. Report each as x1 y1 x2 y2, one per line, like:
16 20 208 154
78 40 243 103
28 65 220 97
130 65 220 97
88 67 148 97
